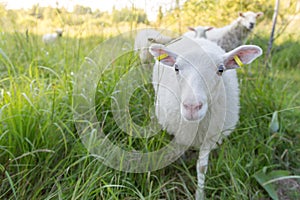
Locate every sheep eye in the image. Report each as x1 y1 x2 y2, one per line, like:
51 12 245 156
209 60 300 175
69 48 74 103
217 65 225 76
174 64 180 74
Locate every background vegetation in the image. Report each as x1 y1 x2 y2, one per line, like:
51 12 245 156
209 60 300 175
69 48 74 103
0 0 299 199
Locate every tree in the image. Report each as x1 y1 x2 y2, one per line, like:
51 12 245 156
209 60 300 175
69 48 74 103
157 6 163 26
164 0 275 30
175 0 182 33
30 4 43 19
112 7 148 24
73 5 92 15
297 0 300 12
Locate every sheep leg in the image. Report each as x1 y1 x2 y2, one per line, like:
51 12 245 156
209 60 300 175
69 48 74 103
195 149 210 200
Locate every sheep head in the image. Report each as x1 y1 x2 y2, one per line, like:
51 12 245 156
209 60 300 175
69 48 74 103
238 11 264 30
149 41 262 122
187 26 214 38
55 28 64 37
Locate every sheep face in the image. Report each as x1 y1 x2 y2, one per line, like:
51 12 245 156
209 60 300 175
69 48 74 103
150 46 213 122
238 11 263 30
173 56 210 121
149 42 262 122
56 29 63 37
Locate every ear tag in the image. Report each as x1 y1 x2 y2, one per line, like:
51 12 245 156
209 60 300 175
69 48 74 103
157 53 169 61
234 55 244 67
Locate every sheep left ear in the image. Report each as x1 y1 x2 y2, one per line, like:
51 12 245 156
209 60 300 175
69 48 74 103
256 12 264 18
188 26 196 32
223 45 263 69
149 44 178 66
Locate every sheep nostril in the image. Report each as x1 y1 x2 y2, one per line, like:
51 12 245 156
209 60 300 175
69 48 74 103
183 103 203 111
194 103 203 110
183 104 190 110
249 23 254 29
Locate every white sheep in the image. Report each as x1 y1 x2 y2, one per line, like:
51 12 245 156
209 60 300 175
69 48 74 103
134 29 176 63
42 29 63 44
149 37 262 199
183 26 213 39
206 11 263 52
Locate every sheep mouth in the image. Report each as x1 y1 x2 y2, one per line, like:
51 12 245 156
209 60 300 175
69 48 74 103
181 110 206 122
183 115 203 122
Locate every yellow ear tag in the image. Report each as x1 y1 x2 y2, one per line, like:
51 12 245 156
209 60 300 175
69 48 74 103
234 55 244 67
157 53 169 61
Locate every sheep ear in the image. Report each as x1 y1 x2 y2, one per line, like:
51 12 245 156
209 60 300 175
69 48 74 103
188 26 196 32
223 45 263 69
239 12 245 17
149 44 178 66
206 27 214 31
256 12 264 18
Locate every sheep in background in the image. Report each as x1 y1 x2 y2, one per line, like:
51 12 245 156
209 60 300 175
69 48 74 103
183 26 213 39
134 29 176 63
149 37 262 199
42 29 63 44
206 11 263 52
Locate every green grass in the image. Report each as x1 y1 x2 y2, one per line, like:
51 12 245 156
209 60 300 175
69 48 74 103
0 28 299 200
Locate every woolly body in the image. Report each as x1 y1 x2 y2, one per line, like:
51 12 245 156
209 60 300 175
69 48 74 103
42 29 63 44
206 11 263 51
149 37 262 199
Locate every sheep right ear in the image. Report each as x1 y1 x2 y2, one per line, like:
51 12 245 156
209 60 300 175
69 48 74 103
256 12 264 18
149 44 178 66
206 27 214 31
239 12 245 18
223 45 263 69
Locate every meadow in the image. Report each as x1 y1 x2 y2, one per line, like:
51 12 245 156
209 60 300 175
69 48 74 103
0 4 300 200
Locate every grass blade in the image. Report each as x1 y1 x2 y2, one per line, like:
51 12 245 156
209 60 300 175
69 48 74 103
5 171 17 200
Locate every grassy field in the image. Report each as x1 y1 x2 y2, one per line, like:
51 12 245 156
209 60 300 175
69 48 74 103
0 18 300 200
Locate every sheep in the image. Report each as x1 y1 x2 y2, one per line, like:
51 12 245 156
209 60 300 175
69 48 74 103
206 11 263 52
42 29 63 44
183 26 213 39
148 37 262 199
134 29 176 63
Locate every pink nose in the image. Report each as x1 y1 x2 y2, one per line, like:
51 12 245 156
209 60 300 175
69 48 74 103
183 102 203 113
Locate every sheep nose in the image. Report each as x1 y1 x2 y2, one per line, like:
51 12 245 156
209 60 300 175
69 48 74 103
249 22 254 29
183 102 203 112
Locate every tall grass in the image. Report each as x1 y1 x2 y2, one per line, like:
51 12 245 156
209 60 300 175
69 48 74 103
0 25 299 199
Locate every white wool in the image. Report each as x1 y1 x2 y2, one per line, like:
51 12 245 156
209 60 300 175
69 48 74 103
149 37 262 199
134 29 175 63
42 29 63 44
42 33 58 44
206 11 263 52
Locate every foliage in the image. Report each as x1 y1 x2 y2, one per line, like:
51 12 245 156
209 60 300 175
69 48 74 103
112 7 148 24
0 4 148 35
73 5 92 15
162 0 297 33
